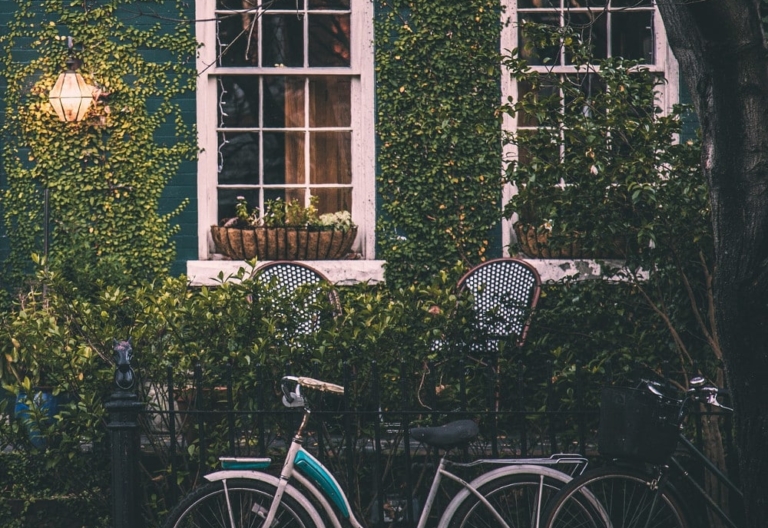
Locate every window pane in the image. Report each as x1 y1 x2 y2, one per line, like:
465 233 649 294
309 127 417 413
264 188 304 204
309 77 351 127
612 12 654 63
310 132 351 185
312 187 352 215
517 77 559 127
264 77 305 128
267 0 305 8
264 131 305 185
517 0 559 8
218 132 260 184
263 14 303 67
218 188 259 222
308 0 350 9
219 77 259 127
519 15 560 65
217 12 258 66
516 128 561 167
564 73 606 113
611 0 651 6
217 0 263 10
565 13 607 62
285 188 306 205
308 15 351 67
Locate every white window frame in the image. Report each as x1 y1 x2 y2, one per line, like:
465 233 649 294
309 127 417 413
190 0 377 284
500 1 679 254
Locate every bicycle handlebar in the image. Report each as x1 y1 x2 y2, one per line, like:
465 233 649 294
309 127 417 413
639 377 732 412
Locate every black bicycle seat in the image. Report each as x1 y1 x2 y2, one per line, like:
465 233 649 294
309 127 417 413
410 420 479 449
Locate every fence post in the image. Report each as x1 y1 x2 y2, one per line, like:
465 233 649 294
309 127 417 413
105 339 145 528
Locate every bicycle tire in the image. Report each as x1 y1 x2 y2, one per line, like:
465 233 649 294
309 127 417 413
163 478 321 528
543 467 689 528
443 469 572 528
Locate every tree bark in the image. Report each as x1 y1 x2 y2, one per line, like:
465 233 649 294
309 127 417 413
656 0 768 524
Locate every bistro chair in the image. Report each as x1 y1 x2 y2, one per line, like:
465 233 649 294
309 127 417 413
456 257 542 354
452 257 542 412
254 261 341 339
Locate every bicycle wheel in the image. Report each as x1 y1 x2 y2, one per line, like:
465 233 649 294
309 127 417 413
543 467 689 528
163 478 320 528
446 472 569 528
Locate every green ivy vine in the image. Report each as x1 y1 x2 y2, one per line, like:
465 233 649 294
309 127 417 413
0 0 197 295
375 0 503 288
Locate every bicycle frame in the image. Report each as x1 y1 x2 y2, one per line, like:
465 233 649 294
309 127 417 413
262 408 521 528
208 405 589 528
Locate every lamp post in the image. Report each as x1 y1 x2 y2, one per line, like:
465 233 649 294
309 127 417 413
43 37 97 273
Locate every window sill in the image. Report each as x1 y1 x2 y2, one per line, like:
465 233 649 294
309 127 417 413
186 258 620 286
186 259 387 286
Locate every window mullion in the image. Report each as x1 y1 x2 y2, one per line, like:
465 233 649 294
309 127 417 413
305 77 311 206
258 76 264 214
304 4 310 207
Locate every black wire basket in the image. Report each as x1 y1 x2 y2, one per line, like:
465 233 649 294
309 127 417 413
597 387 681 465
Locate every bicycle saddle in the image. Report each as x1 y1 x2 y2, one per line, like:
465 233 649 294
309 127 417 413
410 419 479 449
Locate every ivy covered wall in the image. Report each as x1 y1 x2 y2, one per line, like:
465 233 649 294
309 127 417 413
0 0 13 268
375 0 504 288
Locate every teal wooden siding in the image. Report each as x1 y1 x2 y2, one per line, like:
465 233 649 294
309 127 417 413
0 1 198 277
126 2 198 276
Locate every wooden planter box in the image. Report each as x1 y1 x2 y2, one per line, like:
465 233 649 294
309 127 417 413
514 222 625 259
211 226 357 260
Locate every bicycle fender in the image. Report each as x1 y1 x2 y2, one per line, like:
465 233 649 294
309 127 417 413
438 465 576 528
203 470 324 527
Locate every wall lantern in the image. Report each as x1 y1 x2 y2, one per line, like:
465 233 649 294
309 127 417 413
48 37 96 122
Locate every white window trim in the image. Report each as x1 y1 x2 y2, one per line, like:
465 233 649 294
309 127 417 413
191 0 377 273
500 3 680 255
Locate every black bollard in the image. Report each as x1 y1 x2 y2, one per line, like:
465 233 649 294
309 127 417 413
106 338 145 528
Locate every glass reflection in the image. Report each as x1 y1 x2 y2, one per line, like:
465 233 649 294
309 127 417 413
218 188 259 223
217 12 259 66
309 15 350 67
264 131 305 185
310 132 351 185
309 77 351 127
519 14 560 66
516 77 559 127
264 77 305 128
218 132 260 184
516 0 559 7
263 15 303 67
565 13 607 62
311 187 352 215
308 0 350 9
218 77 259 127
612 12 654 63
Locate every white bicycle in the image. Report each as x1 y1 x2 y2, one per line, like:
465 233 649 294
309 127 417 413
163 375 590 528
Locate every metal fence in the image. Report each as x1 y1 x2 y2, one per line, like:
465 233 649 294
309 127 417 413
122 358 735 527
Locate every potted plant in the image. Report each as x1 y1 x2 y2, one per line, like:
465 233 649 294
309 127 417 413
508 184 591 259
210 196 358 260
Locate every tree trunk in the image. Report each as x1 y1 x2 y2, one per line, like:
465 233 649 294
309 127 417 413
656 0 768 525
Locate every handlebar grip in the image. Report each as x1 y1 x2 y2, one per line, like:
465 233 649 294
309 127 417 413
297 377 345 395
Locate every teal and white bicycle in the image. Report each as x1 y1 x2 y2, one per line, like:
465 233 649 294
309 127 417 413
163 375 590 528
